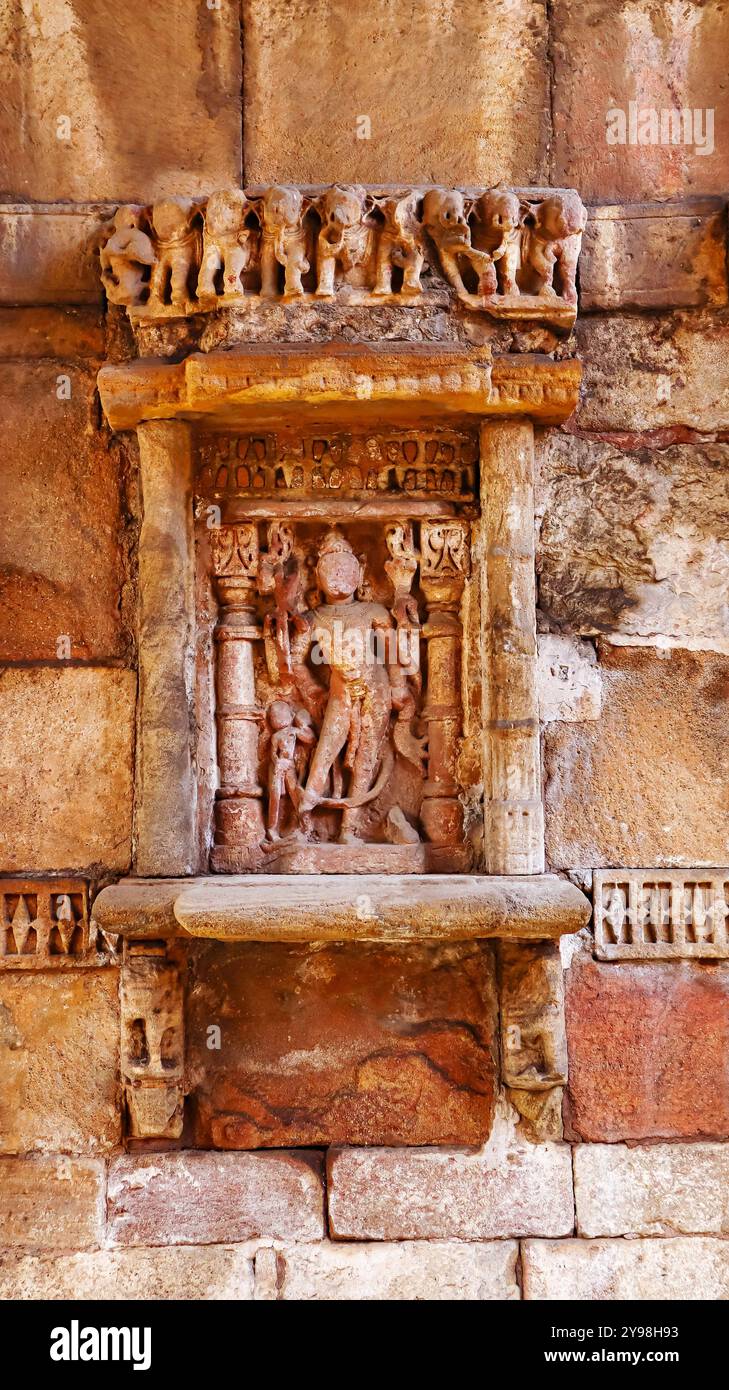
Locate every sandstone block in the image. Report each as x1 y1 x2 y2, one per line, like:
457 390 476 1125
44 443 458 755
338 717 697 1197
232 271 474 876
0 206 107 305
0 362 130 661
275 1240 519 1302
537 435 729 655
0 668 136 873
0 1155 104 1250
581 201 728 312
327 1133 574 1239
523 1237 729 1301
575 313 729 434
0 971 120 1155
544 647 729 869
565 960 729 1142
574 1142 729 1237
107 1151 325 1246
552 0 729 201
187 940 497 1148
0 1245 256 1300
0 2 241 201
243 0 549 186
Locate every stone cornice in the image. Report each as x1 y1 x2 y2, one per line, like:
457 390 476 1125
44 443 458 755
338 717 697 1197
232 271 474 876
97 343 582 431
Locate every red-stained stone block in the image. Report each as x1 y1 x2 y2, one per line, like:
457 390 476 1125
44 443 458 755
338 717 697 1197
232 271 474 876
566 959 729 1141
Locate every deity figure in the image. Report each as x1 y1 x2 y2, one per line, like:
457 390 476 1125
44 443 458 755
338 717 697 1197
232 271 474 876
289 531 419 844
265 701 316 841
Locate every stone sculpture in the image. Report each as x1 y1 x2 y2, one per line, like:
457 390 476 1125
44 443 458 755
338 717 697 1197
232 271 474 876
198 188 256 298
257 184 310 298
95 182 585 327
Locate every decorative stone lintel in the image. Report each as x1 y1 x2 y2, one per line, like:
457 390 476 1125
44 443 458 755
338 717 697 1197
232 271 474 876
97 344 581 432
92 873 590 944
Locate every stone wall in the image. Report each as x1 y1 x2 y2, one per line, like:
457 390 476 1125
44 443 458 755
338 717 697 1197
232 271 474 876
1 0 728 1301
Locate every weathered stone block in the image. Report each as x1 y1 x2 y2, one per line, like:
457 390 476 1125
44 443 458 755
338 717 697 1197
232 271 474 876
0 1155 104 1250
544 647 729 869
274 1240 519 1302
187 940 497 1148
0 207 108 305
0 970 120 1154
0 2 241 201
565 960 729 1142
243 0 549 186
0 1245 256 1300
0 307 104 358
0 668 136 873
593 868 729 961
0 362 130 661
327 1131 574 1239
581 201 728 312
107 1151 325 1246
575 1142 729 1237
537 635 601 723
575 313 729 434
523 1237 729 1301
537 434 729 655
552 0 729 201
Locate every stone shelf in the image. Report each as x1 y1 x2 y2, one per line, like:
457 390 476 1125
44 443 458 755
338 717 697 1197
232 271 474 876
92 873 590 944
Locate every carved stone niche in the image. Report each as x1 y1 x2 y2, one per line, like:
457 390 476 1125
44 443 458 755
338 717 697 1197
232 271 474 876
198 428 477 875
90 195 592 1143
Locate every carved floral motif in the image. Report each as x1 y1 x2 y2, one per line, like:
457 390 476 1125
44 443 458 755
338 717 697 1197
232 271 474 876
96 183 585 327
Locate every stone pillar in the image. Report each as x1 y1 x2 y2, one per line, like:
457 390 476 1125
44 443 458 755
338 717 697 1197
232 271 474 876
136 420 198 875
419 520 470 848
210 523 265 871
480 420 544 874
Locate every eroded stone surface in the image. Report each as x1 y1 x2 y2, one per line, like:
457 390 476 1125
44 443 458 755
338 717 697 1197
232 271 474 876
536 635 602 723
327 1121 574 1239
0 971 120 1155
537 434 729 654
0 1245 256 1300
187 940 497 1148
107 1151 325 1246
544 647 729 869
565 960 729 1142
0 668 136 873
523 1237 729 1301
574 1142 729 1237
243 0 549 186
575 312 729 434
275 1240 519 1301
552 0 729 201
0 1 241 201
0 362 131 661
0 1156 104 1250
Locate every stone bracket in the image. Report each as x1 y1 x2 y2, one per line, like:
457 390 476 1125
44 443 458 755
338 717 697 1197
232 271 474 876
120 941 185 1140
